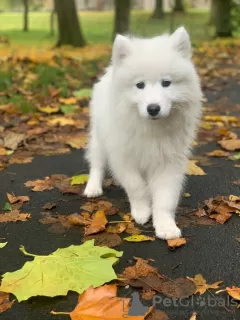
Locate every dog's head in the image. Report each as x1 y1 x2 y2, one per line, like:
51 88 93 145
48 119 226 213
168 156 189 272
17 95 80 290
111 27 202 119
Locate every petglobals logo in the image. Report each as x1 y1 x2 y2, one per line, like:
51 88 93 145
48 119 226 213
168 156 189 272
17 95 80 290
152 295 239 308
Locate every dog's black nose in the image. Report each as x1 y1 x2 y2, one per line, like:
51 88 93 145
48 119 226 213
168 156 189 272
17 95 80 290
147 104 160 117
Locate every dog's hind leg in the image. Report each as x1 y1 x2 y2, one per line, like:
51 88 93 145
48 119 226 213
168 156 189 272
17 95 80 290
84 132 105 198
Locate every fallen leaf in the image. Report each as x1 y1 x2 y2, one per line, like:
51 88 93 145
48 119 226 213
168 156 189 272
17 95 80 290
187 274 222 295
236 237 240 242
206 150 230 157
81 200 113 213
106 223 127 234
232 180 240 185
68 213 90 226
61 105 77 114
229 195 240 201
167 238 186 249
7 193 29 204
189 312 197 320
218 139 240 151
3 202 12 211
235 164 240 168
145 308 169 320
59 97 77 105
42 202 57 210
64 133 88 149
84 210 108 236
141 290 156 301
83 232 122 248
184 193 191 198
0 210 30 222
0 242 7 249
73 88 92 98
125 222 141 235
3 131 26 150
0 240 123 302
204 115 238 123
187 160 206 176
124 235 155 242
9 157 33 164
37 106 59 114
71 174 89 185
0 292 15 314
52 284 152 319
25 177 54 191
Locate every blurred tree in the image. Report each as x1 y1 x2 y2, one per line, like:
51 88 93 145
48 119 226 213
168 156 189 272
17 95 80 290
174 0 184 12
152 0 164 19
54 0 86 47
96 0 104 11
22 0 29 32
213 0 232 37
50 0 56 36
113 0 131 38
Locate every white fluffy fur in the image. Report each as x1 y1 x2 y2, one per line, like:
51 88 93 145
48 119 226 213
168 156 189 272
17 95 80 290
84 27 202 240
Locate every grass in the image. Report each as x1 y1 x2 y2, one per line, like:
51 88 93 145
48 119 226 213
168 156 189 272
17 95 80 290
0 10 213 47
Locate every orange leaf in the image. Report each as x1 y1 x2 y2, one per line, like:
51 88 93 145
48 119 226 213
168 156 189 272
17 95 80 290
218 139 240 151
0 292 15 313
7 193 29 204
167 238 186 249
84 210 108 236
68 284 152 320
0 210 30 223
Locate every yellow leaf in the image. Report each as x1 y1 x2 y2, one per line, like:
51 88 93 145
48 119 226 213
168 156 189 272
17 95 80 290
71 174 89 185
229 195 240 202
187 274 222 295
124 235 155 242
187 160 206 176
216 286 240 307
59 97 77 105
167 238 186 249
37 106 60 114
189 312 197 320
206 150 230 157
184 193 191 198
204 115 238 123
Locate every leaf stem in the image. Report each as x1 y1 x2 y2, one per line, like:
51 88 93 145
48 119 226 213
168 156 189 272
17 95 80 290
108 221 131 224
51 311 70 316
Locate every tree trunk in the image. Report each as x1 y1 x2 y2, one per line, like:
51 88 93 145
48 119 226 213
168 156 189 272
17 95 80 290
54 0 86 47
213 0 232 37
174 0 184 12
113 0 131 38
50 9 55 36
96 0 104 11
22 0 29 32
209 0 218 25
152 0 164 19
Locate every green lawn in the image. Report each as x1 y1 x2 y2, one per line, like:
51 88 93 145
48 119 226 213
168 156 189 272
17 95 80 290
0 10 213 47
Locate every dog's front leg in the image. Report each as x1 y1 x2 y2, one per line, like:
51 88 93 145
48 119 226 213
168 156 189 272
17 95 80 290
149 164 185 240
113 164 151 225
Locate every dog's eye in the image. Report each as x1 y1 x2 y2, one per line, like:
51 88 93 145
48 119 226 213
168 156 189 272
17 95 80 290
136 82 145 89
162 80 171 88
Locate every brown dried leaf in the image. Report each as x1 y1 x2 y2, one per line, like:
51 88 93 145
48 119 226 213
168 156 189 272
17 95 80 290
84 210 108 236
3 131 26 150
83 232 122 248
68 213 90 226
0 210 30 222
42 202 57 210
106 223 127 234
187 274 222 295
167 238 186 249
81 200 113 213
145 308 169 320
218 139 240 151
0 292 15 313
206 150 230 157
7 193 29 204
25 177 54 192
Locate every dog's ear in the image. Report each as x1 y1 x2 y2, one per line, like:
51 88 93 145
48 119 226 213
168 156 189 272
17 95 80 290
170 27 191 59
112 35 131 65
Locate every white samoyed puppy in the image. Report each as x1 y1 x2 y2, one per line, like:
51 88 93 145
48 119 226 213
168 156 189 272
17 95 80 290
84 27 202 240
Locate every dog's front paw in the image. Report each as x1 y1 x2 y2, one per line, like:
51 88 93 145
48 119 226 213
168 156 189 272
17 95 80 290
83 184 103 198
131 203 151 225
155 223 181 240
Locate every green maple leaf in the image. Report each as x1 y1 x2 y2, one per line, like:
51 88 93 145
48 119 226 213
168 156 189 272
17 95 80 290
0 240 123 302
